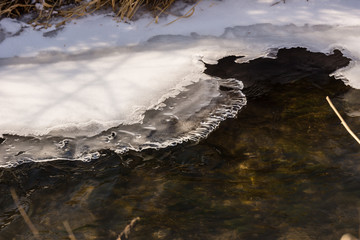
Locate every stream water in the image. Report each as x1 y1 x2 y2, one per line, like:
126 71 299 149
1 48 360 240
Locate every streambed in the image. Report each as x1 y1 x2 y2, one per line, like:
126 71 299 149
1 48 360 240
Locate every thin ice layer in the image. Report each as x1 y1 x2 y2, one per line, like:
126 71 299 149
0 78 246 168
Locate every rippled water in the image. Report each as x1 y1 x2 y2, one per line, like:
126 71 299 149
1 48 360 240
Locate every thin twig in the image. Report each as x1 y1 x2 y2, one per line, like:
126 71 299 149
165 0 202 26
326 96 360 145
63 221 77 240
10 188 41 240
117 217 140 240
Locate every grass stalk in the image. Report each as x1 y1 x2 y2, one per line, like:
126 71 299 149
0 0 197 26
117 217 140 240
10 188 41 240
326 96 360 145
63 221 77 240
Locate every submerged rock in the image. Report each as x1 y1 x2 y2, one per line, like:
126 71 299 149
341 233 359 240
204 47 351 98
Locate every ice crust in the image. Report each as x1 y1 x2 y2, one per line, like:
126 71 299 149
0 78 246 168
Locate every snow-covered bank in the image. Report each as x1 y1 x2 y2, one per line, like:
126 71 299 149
0 0 360 166
1 0 360 58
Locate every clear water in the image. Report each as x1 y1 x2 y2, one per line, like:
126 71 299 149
1 48 360 240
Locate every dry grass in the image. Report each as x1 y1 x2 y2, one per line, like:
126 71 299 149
0 0 197 27
10 187 141 239
63 221 77 240
326 96 360 145
117 217 140 240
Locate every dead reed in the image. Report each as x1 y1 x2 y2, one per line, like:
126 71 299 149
326 96 360 145
117 217 140 240
10 187 141 239
0 0 196 27
10 188 41 240
63 221 77 240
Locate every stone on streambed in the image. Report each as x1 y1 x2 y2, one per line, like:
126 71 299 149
341 233 359 240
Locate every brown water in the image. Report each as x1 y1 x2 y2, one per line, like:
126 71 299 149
1 48 360 240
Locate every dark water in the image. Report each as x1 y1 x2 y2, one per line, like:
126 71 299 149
1 48 360 240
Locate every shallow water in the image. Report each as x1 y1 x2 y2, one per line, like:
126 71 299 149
1 48 360 240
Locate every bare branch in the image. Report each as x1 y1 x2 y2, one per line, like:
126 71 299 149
10 188 41 240
63 221 77 240
326 96 360 145
117 217 141 240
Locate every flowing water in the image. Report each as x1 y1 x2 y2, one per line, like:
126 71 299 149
1 48 360 240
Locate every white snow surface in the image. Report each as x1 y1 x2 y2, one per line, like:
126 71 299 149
0 47 203 136
1 0 360 137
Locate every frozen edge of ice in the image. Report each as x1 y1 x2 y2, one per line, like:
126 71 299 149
0 78 246 168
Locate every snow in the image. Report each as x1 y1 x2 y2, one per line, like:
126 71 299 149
0 47 204 136
0 0 360 140
0 18 23 35
1 0 360 58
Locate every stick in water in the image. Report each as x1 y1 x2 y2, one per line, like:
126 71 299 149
326 96 360 145
10 188 40 239
63 221 77 240
117 217 140 240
